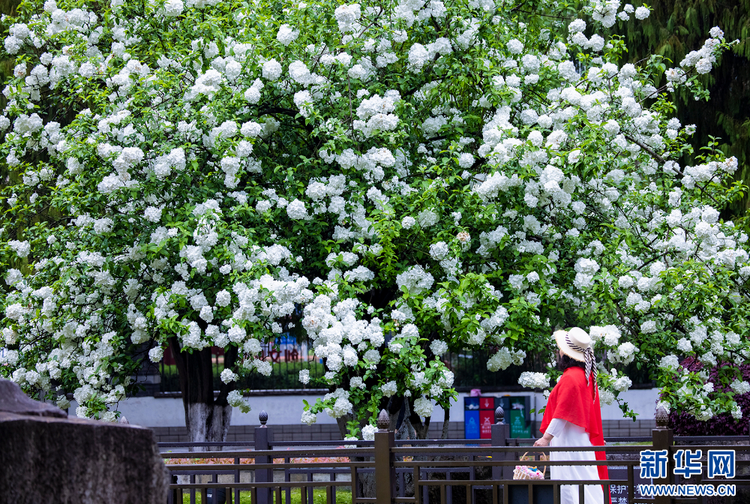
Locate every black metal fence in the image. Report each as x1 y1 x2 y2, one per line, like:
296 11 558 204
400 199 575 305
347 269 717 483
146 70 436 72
161 407 749 504
158 343 328 393
158 343 583 394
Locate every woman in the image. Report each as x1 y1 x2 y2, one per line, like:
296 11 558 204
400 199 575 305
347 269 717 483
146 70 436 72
533 327 608 504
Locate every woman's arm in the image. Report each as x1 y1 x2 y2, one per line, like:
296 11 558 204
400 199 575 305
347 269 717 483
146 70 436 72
533 431 553 447
534 418 567 447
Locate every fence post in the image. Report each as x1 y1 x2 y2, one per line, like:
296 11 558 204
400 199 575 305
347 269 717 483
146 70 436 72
491 406 512 481
374 409 396 504
255 410 272 504
652 404 674 504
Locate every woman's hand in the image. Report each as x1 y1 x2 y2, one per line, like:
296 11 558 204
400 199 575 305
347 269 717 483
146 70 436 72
533 437 550 447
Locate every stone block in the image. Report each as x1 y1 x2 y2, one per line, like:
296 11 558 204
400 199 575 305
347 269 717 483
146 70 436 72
0 378 169 504
0 378 66 418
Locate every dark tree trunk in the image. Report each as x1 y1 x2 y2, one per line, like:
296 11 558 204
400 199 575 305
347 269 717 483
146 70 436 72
168 337 238 448
441 407 450 440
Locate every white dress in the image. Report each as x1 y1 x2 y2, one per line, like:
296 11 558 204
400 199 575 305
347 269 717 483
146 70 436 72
546 418 604 504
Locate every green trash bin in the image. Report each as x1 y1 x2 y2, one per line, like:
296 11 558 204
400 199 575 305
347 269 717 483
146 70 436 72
499 396 532 438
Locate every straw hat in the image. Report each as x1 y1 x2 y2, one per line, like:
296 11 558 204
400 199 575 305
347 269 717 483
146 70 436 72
554 327 591 362
554 327 597 389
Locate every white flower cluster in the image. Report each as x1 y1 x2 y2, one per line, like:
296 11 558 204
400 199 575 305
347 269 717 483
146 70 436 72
228 390 251 413
487 347 525 372
396 266 434 295
679 27 723 75
277 24 299 46
609 342 638 365
731 380 750 395
589 325 621 346
518 372 550 390
612 375 632 392
598 388 615 405
334 4 361 33
361 424 377 440
323 388 353 419
413 396 433 417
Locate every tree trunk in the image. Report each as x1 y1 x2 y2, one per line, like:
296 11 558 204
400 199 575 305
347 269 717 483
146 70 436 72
168 337 238 450
185 402 232 445
441 407 450 440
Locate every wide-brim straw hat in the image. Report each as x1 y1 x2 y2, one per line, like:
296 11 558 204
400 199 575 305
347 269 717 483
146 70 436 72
554 327 592 362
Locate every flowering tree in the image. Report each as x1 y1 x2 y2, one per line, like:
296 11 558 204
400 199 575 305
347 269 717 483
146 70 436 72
1 0 748 442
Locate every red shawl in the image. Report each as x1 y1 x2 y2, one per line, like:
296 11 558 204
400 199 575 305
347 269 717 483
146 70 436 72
540 366 609 481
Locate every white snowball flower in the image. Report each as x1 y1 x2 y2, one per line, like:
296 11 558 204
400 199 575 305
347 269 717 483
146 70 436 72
613 376 632 392
299 369 310 384
408 43 429 72
487 348 513 371
413 396 433 417
334 4 361 33
518 372 550 389
241 121 262 138
507 39 523 54
220 368 238 384
255 360 273 376
262 59 282 81
731 380 750 395
599 389 615 405
286 199 310 220
695 58 712 74
302 410 317 425
164 0 184 17
148 346 164 363
56 395 71 410
361 424 377 440
144 206 162 223
635 6 650 19
277 24 299 46
430 340 448 356
228 390 251 413
9 240 30 258
458 153 474 168
660 354 679 369
568 19 586 33
381 380 397 397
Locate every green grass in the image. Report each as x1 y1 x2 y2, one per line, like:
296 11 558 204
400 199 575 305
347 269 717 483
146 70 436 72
180 487 353 504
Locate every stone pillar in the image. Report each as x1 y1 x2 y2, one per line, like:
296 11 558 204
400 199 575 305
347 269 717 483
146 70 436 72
491 406 512 481
652 404 674 504
374 409 396 504
255 410 272 504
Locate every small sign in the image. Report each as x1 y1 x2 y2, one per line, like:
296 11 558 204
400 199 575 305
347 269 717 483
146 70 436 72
608 466 648 503
479 410 493 438
509 409 531 438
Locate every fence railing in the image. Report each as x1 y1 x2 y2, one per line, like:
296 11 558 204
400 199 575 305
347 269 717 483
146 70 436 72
161 407 748 504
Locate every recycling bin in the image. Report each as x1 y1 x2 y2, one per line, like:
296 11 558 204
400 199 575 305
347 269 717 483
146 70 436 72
464 396 496 438
498 395 532 438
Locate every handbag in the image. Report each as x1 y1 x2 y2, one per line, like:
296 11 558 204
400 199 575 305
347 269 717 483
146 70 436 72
513 452 548 480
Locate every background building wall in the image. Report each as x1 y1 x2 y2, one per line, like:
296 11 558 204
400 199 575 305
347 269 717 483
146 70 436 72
104 388 661 443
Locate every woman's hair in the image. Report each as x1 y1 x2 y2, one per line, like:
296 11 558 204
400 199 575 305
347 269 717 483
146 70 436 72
557 352 586 371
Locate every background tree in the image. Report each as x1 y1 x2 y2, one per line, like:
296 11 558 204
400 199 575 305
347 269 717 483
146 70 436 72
0 0 747 444
611 0 750 218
